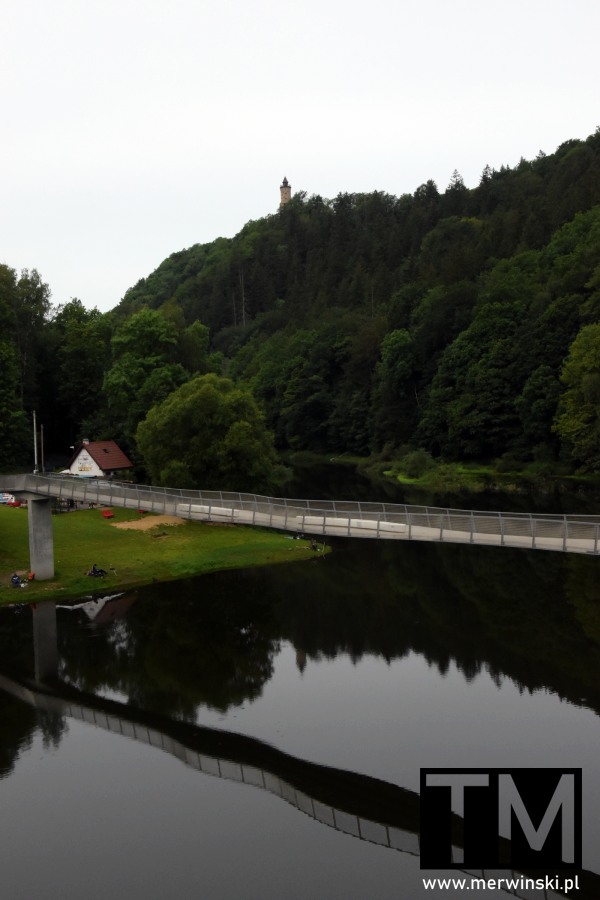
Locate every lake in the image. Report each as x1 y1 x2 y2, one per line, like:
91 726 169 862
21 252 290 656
1 475 599 899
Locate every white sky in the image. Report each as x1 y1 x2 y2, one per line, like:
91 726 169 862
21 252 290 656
2 0 599 313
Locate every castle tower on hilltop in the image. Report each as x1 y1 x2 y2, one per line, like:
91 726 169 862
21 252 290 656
279 176 291 208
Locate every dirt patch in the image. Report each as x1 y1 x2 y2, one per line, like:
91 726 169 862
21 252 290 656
111 515 186 531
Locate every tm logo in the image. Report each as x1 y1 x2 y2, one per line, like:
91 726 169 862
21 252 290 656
420 768 582 869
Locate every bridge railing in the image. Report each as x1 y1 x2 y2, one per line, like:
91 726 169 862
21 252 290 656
5 474 600 554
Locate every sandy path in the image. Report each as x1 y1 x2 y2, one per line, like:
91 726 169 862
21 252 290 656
110 515 185 531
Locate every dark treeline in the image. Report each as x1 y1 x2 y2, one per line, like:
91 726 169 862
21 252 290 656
3 129 600 482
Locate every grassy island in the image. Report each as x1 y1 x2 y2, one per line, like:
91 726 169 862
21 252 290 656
0 505 321 605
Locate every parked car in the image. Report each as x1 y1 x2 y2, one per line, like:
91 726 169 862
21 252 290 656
0 493 21 506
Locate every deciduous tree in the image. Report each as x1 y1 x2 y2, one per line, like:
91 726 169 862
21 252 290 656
554 324 600 470
135 374 278 491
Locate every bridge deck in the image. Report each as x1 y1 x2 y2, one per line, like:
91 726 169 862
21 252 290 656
3 474 600 555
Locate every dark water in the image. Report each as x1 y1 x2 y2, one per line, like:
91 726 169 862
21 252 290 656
1 470 600 899
285 459 600 514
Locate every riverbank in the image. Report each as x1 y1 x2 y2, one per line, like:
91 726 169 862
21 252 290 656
288 450 600 501
0 505 320 605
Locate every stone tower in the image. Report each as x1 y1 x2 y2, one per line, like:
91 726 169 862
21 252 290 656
279 176 291 208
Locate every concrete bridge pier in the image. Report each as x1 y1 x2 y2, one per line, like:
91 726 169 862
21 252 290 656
27 497 55 580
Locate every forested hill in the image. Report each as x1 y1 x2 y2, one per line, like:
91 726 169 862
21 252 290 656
113 130 600 467
3 130 600 483
119 134 600 336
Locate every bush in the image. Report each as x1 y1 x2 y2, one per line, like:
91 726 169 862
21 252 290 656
399 449 435 478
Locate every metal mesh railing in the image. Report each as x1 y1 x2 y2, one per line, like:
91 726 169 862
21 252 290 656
4 474 600 555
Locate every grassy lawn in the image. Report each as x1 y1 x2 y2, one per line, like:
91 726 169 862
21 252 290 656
0 504 318 604
384 461 497 488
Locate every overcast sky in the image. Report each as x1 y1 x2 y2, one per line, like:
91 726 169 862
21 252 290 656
2 0 599 313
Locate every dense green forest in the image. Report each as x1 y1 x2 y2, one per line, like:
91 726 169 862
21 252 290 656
3 128 600 487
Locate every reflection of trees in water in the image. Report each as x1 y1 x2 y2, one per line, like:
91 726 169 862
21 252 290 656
0 605 34 676
58 576 280 719
38 708 68 751
0 694 37 778
128 580 279 716
566 554 600 646
267 540 600 712
0 609 36 775
2 532 599 753
50 539 600 719
0 607 68 770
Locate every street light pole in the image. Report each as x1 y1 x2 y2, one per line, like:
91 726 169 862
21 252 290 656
33 410 39 474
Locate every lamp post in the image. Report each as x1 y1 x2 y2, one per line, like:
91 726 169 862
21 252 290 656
32 410 39 474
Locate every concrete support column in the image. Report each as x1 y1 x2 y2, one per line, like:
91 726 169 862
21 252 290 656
27 498 55 580
33 601 58 682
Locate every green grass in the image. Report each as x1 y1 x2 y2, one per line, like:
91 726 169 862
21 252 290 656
383 461 492 489
382 459 568 492
0 505 319 604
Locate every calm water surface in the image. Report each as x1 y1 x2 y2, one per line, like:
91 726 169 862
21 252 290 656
1 506 599 899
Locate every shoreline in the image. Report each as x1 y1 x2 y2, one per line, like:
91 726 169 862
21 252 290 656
0 505 323 606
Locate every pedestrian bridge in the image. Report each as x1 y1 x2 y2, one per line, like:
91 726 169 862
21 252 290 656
2 473 600 580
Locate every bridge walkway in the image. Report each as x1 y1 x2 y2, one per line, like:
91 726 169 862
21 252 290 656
2 474 600 580
6 473 600 554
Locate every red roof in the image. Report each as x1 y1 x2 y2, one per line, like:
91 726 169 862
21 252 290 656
74 441 133 472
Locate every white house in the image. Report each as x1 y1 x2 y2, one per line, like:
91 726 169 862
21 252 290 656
66 439 133 478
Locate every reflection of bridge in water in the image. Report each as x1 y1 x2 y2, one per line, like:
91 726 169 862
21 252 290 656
0 601 597 900
3 474 600 580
